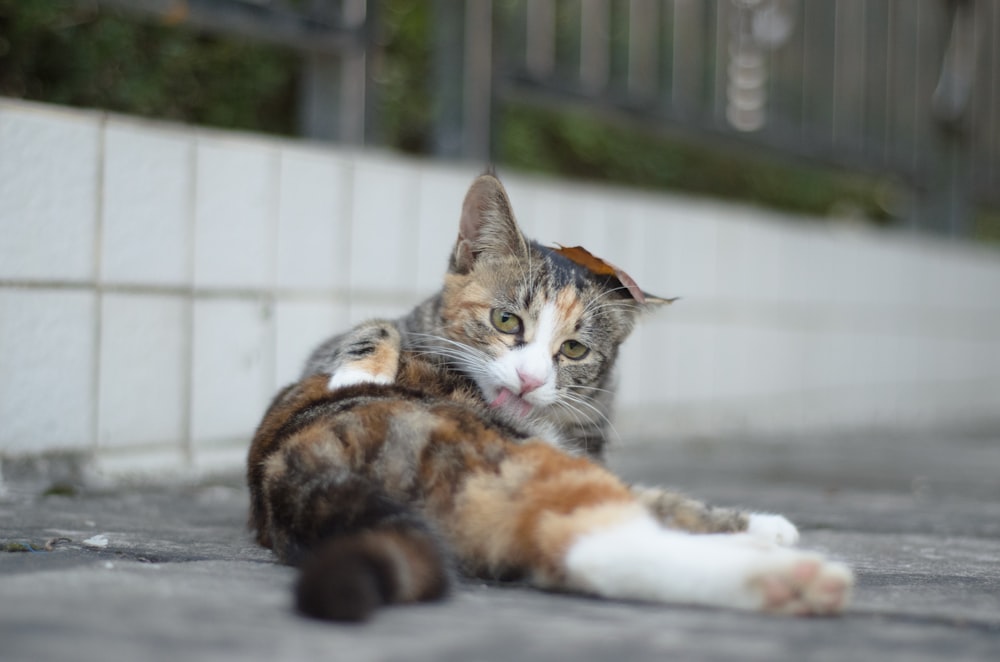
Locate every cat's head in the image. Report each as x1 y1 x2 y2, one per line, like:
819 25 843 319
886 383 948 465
435 174 670 427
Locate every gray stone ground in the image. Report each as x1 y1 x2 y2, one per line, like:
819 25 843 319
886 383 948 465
2 431 999 662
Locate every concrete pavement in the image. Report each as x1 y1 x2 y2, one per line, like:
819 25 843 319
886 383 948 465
2 431 999 661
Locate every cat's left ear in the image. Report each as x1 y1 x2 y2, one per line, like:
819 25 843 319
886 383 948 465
452 174 529 273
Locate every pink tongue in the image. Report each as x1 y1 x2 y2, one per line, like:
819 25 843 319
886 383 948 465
491 388 513 408
490 388 533 418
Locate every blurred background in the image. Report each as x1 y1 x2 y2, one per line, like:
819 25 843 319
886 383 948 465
3 0 998 238
1 0 1000 479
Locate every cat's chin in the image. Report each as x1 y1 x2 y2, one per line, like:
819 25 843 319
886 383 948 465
488 387 535 419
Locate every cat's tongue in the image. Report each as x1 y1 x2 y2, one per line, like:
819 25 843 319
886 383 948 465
490 388 532 418
490 388 513 409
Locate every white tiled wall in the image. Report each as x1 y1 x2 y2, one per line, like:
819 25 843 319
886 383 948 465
0 105 101 282
97 293 189 450
190 297 273 446
275 146 350 291
0 289 97 452
101 119 193 286
2 97 1000 477
193 136 278 290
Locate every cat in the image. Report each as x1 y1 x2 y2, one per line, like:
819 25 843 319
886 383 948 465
246 174 853 621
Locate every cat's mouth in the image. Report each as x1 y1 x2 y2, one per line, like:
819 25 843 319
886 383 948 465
489 387 534 418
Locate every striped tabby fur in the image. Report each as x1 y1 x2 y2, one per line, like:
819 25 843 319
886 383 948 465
247 175 853 621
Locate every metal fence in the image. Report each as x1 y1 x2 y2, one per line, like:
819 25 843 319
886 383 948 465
476 0 999 236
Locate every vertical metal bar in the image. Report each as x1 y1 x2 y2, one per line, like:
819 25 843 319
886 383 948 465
431 0 494 160
832 0 840 144
984 0 998 202
627 0 658 98
296 0 369 144
432 0 467 157
660 0 675 108
526 0 556 78
798 0 808 138
972 0 987 198
805 2 836 145
299 54 342 142
833 0 865 152
580 0 610 92
671 0 705 115
340 0 369 144
702 0 718 117
712 0 727 121
931 0 976 236
555 0 582 80
772 0 807 135
911 0 924 178
465 0 494 160
862 0 890 165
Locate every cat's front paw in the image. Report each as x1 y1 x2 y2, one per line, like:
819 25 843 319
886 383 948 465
747 513 800 546
327 369 394 391
749 553 854 616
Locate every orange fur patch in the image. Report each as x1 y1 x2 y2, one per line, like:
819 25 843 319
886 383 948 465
448 440 636 581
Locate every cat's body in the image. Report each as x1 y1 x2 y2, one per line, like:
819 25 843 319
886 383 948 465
247 174 853 621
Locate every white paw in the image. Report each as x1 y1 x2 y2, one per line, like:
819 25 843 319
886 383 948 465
327 368 393 391
747 513 800 547
748 552 854 616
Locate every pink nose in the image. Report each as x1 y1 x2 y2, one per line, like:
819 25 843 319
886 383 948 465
516 369 545 395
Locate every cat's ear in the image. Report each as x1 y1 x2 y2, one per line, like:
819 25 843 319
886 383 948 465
452 174 529 273
636 293 679 309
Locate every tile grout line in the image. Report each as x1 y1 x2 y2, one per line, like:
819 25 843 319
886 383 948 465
342 155 357 321
181 132 198 469
265 146 281 400
91 111 108 455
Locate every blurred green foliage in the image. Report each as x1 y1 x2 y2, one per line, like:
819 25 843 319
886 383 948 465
0 0 297 134
497 104 889 222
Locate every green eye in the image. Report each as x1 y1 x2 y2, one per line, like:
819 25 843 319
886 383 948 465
560 340 589 360
490 309 523 334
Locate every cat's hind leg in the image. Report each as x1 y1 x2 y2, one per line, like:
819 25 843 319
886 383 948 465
448 442 848 615
564 518 851 615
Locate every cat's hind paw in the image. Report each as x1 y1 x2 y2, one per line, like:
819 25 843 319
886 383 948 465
749 554 854 616
746 513 800 547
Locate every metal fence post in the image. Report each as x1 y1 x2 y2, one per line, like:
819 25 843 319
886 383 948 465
432 0 493 160
297 0 372 145
299 53 343 142
926 0 976 236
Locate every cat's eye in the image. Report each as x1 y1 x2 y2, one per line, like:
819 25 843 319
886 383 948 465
490 309 523 334
560 340 589 360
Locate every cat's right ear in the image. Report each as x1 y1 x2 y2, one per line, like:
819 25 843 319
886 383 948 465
451 174 529 273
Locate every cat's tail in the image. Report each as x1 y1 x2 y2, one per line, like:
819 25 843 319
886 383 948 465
294 507 451 622
262 470 452 622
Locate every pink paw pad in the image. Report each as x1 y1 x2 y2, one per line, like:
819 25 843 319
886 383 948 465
751 556 854 616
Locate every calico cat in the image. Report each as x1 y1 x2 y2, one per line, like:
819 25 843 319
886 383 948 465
247 174 853 621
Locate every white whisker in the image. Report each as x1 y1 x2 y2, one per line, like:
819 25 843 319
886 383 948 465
558 390 621 447
566 383 616 396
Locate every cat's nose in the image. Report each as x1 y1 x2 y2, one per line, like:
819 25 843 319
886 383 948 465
516 369 545 395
